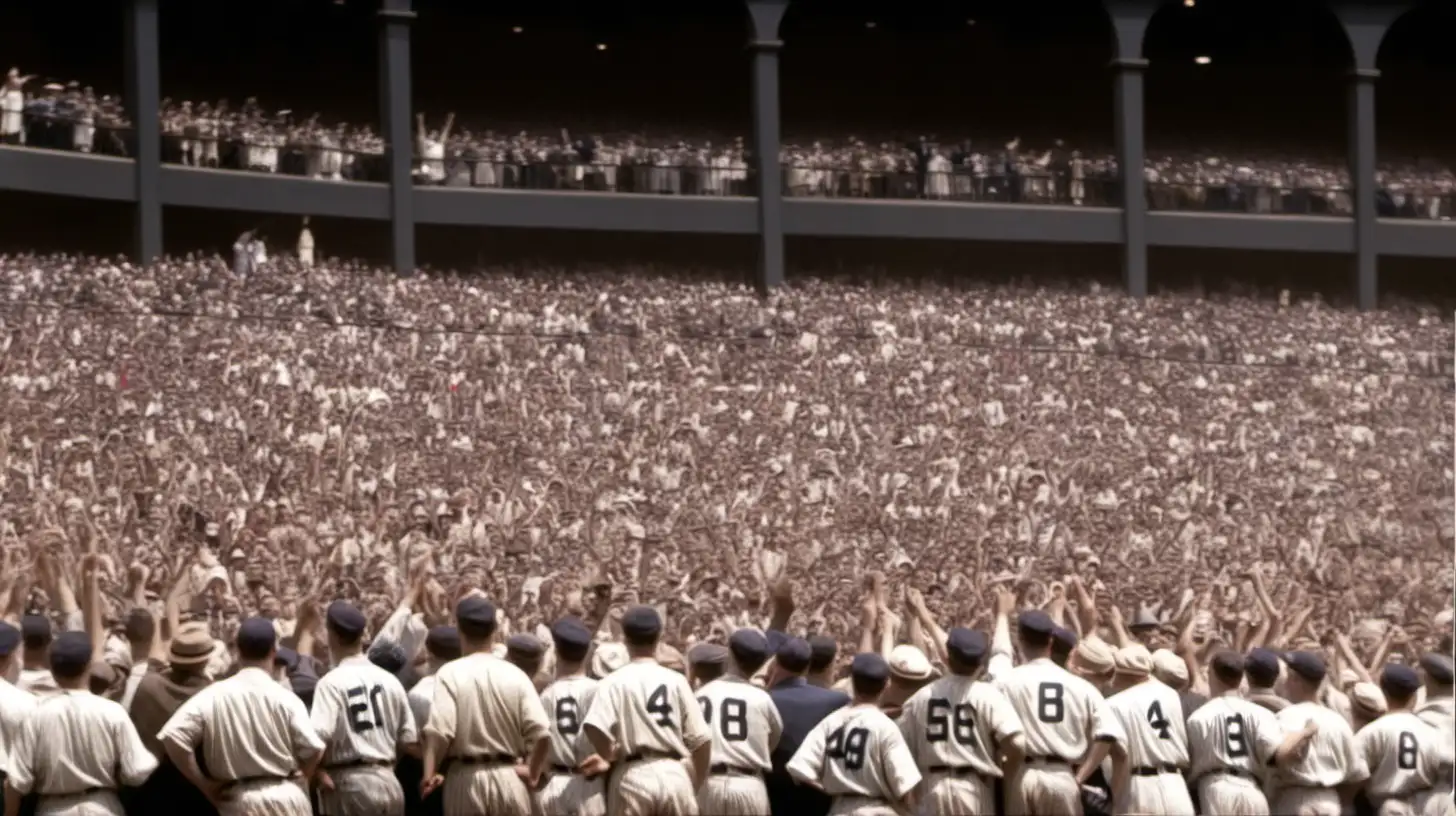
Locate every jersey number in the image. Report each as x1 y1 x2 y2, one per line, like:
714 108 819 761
1037 683 1065 723
1397 732 1417 770
646 685 675 728
346 684 386 733
556 697 581 736
699 697 749 742
1146 700 1172 740
827 725 870 771
1225 715 1248 758
926 699 978 748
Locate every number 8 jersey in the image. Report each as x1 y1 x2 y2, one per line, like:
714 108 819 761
996 657 1125 763
696 676 783 773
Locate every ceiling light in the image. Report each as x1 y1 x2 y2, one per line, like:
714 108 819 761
511 26 523 33
596 43 608 51
1194 55 1211 64
865 21 877 29
1184 0 1195 6
966 19 976 25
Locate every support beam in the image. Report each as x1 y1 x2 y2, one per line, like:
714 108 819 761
747 0 788 295
125 0 162 264
1106 2 1152 300
379 0 416 276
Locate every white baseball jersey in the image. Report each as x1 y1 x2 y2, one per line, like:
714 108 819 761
581 660 711 760
1415 696 1454 754
312 654 419 764
996 657 1125 762
899 674 1024 778
1272 701 1369 788
1356 711 1454 800
408 673 436 734
787 703 922 801
540 674 599 768
0 676 37 777
423 652 550 759
1107 680 1191 768
1186 692 1287 782
695 676 783 772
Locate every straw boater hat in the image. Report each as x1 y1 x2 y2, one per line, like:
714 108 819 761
169 622 215 666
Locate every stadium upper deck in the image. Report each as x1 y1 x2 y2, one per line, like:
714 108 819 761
0 0 1451 307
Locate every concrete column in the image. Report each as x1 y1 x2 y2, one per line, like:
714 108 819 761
125 0 162 264
1106 2 1152 300
379 0 416 275
747 0 787 294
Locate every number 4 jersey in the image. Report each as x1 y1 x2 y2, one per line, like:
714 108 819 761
786 703 922 802
312 654 420 765
581 660 712 762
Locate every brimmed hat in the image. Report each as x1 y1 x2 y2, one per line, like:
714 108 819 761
169 622 215 666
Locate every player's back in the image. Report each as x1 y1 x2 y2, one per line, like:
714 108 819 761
1186 694 1284 782
427 652 547 757
1108 680 1190 768
696 676 781 772
791 704 920 800
540 674 599 769
1357 710 1452 799
314 655 416 763
1274 701 1364 788
997 657 1105 761
900 674 1022 779
587 660 698 759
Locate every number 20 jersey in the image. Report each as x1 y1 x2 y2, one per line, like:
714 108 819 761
996 657 1125 763
312 655 420 765
540 675 599 768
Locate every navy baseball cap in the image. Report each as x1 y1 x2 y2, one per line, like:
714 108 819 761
1381 664 1421 696
425 626 462 660
456 596 497 629
1419 653 1454 685
687 642 729 666
729 629 769 665
808 635 838 668
20 615 51 646
506 633 545 657
368 641 408 673
1017 610 1055 635
1283 650 1326 684
238 617 278 655
550 618 592 661
1245 648 1281 687
850 652 890 683
0 622 20 657
776 637 813 673
946 628 988 665
49 631 93 677
621 606 663 640
1052 626 1078 654
325 601 367 637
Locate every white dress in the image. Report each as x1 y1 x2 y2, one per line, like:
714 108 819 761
1 87 25 140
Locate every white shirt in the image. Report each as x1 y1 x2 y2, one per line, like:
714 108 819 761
0 677 37 776
1187 692 1286 782
312 655 418 765
159 666 324 782
787 703 921 801
1356 711 1453 800
17 667 59 697
1271 701 1369 789
900 674 1024 779
582 660 710 761
1107 679 1191 769
996 657 1125 763
120 662 150 712
8 689 158 795
408 674 436 736
540 674 599 769
696 675 782 773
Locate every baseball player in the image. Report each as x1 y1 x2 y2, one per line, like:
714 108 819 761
1356 665 1455 816
1268 651 1369 816
158 617 325 816
408 626 462 745
995 610 1127 816
582 606 712 816
1244 649 1289 714
786 652 921 815
311 601 420 816
1414 654 1454 804
694 629 783 816
420 596 551 816
899 628 1026 816
1186 650 1318 815
0 622 36 812
2 631 157 816
537 617 607 816
1104 644 1195 816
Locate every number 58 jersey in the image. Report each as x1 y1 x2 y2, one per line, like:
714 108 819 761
899 675 1025 778
312 655 419 764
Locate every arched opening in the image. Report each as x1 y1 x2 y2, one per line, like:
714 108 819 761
159 0 379 177
0 3 125 156
779 0 1116 204
1375 1 1454 221
1143 0 1351 216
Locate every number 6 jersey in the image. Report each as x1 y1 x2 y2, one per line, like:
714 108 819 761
539 674 599 769
786 703 922 801
312 654 419 765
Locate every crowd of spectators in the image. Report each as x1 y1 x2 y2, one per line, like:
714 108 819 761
1 65 1453 219
0 250 1449 673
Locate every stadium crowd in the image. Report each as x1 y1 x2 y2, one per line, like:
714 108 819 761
2 67 1453 218
0 249 1448 815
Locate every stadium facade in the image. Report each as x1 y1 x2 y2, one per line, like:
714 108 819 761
0 0 1450 310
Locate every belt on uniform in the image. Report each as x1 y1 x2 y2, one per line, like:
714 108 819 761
709 763 762 777
835 793 889 803
1024 755 1073 766
623 750 682 764
1131 764 1182 777
550 764 574 775
223 773 298 788
1192 767 1258 786
928 764 993 782
39 787 113 798
451 753 517 767
324 758 395 771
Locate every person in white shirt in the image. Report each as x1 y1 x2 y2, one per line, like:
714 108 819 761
15 616 58 698
408 626 460 733
536 617 606 816
1268 651 1369 816
0 623 37 797
694 629 783 815
787 652 921 815
1414 653 1454 805
158 617 325 816
900 627 1026 816
1186 650 1318 816
995 609 1128 816
1104 644 1195 816
3 631 157 815
1356 665 1454 816
312 601 419 816
297 217 315 269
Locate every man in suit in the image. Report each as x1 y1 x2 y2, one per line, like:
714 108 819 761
765 637 850 816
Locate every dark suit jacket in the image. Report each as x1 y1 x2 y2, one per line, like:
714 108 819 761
767 677 851 816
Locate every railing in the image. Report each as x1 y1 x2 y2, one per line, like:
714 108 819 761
1146 182 1355 217
161 132 388 183
2 109 133 157
419 159 757 196
780 165 1121 206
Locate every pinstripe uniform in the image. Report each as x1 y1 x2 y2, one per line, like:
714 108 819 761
695 676 782 816
8 690 158 816
423 652 550 816
537 675 606 816
311 655 419 816
900 675 1024 816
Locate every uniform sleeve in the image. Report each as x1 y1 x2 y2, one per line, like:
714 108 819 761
881 723 923 800
1354 724 1378 779
157 690 208 755
763 693 784 753
676 674 711 752
1249 705 1284 766
6 715 38 794
395 680 420 746
987 687 1026 743
581 679 618 744
1341 720 1370 785
786 718 828 786
897 691 922 756
424 670 458 744
286 692 325 759
985 653 1014 685
1089 691 1126 744
113 710 160 786
310 678 343 745
516 674 551 745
